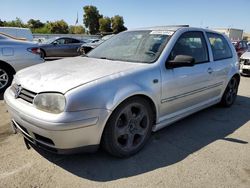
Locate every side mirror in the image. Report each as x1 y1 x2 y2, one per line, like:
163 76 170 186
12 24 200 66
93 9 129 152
52 41 57 45
166 55 195 69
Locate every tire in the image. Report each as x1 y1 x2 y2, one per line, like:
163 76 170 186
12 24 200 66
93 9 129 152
0 65 13 93
102 97 154 158
220 77 239 107
40 50 46 59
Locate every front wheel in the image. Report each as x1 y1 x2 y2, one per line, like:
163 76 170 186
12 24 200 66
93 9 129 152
0 65 13 93
102 97 153 158
220 77 239 107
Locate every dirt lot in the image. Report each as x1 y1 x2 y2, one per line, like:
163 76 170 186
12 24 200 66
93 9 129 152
0 77 250 188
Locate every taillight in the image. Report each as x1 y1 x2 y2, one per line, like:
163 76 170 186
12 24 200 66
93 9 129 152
27 47 41 54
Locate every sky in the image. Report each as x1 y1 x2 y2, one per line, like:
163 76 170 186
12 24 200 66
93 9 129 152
0 0 250 32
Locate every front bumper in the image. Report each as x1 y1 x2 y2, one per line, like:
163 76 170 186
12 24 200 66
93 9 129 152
240 64 250 75
4 87 112 154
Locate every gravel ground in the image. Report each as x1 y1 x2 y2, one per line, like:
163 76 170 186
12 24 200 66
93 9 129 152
0 77 249 188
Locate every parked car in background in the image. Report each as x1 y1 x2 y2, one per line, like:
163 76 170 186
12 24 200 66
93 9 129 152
0 27 33 41
248 42 250 50
0 33 44 93
0 32 27 41
4 27 240 157
232 40 248 58
78 34 114 54
239 48 250 76
39 37 85 58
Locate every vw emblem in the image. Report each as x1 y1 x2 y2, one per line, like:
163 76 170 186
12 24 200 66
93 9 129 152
14 85 22 99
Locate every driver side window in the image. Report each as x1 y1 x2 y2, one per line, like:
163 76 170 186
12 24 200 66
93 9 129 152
169 32 209 64
55 38 66 45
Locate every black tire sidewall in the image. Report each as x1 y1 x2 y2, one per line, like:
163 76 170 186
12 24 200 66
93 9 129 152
221 77 239 107
0 65 13 93
102 97 154 157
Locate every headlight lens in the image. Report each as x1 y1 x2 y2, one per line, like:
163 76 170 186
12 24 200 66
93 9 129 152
34 93 66 114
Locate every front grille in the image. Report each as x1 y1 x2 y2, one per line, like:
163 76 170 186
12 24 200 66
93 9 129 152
242 69 250 74
242 59 250 65
12 84 37 104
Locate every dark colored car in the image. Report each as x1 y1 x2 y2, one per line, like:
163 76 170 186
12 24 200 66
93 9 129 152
78 35 114 55
39 37 84 58
232 40 248 58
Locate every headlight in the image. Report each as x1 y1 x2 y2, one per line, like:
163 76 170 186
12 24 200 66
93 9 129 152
34 93 66 114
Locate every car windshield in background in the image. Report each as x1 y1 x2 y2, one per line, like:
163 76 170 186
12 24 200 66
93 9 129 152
43 38 57 44
87 30 172 63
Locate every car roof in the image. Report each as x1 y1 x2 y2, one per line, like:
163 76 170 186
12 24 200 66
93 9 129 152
130 25 220 34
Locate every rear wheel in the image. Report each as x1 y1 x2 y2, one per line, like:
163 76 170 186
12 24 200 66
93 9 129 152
0 65 13 93
220 77 239 107
102 97 153 158
40 50 46 59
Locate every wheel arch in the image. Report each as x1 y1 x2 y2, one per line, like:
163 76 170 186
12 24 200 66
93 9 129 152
106 93 158 129
0 60 16 75
40 48 46 57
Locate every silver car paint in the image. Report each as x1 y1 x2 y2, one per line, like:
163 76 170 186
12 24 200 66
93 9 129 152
4 27 240 151
0 38 44 72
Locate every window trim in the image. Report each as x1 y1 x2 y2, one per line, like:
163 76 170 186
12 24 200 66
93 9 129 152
167 31 210 65
206 32 233 62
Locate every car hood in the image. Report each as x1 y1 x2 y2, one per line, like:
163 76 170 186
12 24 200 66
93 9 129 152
15 57 143 93
241 52 250 59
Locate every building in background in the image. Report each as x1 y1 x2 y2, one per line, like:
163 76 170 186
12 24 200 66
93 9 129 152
213 28 243 41
243 32 250 41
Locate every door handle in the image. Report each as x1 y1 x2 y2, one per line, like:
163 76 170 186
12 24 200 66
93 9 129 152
207 68 213 74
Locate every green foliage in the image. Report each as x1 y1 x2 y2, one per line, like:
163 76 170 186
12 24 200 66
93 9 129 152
99 17 112 33
111 15 127 34
32 25 51 34
27 19 44 30
83 5 102 34
47 20 69 34
2 17 27 28
69 25 85 34
1 6 127 34
0 19 4 27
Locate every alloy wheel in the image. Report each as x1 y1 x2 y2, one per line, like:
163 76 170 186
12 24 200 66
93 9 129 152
0 68 9 90
114 103 150 152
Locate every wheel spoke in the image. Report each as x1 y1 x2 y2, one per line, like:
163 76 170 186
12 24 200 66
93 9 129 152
124 106 133 119
135 126 147 136
116 125 128 137
125 133 135 149
0 73 7 78
135 110 146 123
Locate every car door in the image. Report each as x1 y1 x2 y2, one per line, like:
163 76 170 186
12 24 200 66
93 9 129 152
65 38 81 56
51 38 69 57
159 31 214 121
205 32 234 96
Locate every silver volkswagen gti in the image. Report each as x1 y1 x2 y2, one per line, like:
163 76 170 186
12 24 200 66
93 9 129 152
4 26 240 157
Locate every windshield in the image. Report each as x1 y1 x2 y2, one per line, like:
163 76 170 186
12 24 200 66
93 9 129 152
43 38 57 44
87 30 172 63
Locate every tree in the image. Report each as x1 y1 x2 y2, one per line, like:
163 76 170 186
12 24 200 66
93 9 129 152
83 5 102 34
47 20 69 34
69 25 85 34
99 17 112 33
0 19 4 26
4 17 27 28
27 19 44 29
111 15 127 33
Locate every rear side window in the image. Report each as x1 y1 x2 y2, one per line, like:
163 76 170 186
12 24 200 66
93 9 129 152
206 33 232 61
